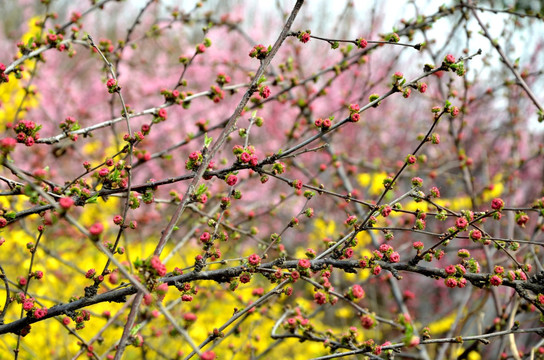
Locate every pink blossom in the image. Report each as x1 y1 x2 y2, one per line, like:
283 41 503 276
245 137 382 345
226 175 238 186
157 108 167 119
350 284 365 299
240 152 251 163
23 300 34 311
200 351 216 360
59 197 74 209
381 205 392 217
389 252 400 263
445 265 456 275
491 198 504 210
350 113 360 122
444 277 457 288
490 275 502 286
33 307 48 319
248 253 261 266
455 217 468 230
356 38 368 48
0 137 17 152
314 291 327 304
360 314 374 329
444 54 456 63
89 222 104 236
199 232 211 243
150 255 166 277
379 243 391 253
418 82 427 93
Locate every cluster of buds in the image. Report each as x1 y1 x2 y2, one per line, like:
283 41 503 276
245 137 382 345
0 62 8 83
195 118 209 132
491 197 504 220
106 78 120 93
15 292 48 321
122 132 144 145
489 265 504 286
185 151 203 171
69 309 91 330
17 38 39 56
96 159 129 189
96 38 114 53
233 145 259 166
160 88 191 105
153 108 167 123
283 309 312 333
506 268 528 281
65 179 93 201
178 281 198 302
45 31 64 48
378 243 400 263
215 72 231 86
195 38 212 54
384 32 400 43
348 103 361 122
135 149 151 162
12 119 41 147
314 116 334 130
59 116 80 141
249 44 270 60
443 264 468 288
208 85 224 103
442 54 466 76
391 71 404 87
134 255 167 284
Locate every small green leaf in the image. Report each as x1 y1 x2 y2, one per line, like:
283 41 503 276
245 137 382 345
86 194 99 204
204 133 213 148
196 184 208 196
130 323 143 336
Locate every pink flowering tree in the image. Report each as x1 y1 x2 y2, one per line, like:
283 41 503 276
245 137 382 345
0 0 544 359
